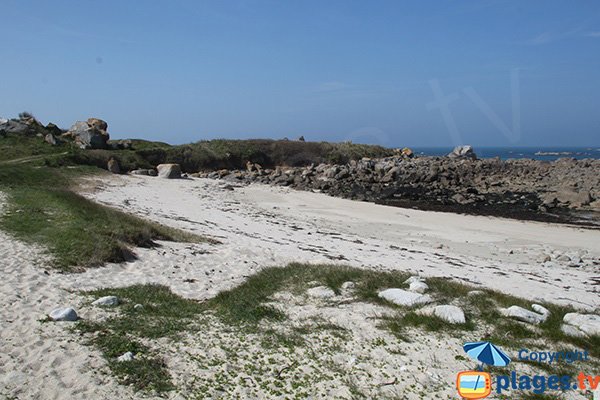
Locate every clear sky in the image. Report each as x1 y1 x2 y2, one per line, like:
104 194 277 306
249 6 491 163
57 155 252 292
1 0 599 147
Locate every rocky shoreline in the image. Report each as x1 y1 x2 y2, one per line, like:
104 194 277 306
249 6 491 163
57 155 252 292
195 154 600 226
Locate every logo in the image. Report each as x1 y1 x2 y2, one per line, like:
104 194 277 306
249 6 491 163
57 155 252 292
456 341 509 399
456 371 492 399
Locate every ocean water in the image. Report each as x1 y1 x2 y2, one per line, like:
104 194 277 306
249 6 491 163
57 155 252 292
412 147 600 161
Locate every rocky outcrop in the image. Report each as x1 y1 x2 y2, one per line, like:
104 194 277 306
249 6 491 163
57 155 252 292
63 118 110 149
447 145 477 160
201 154 600 224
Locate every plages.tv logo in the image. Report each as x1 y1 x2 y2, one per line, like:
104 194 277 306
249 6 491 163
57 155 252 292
456 341 511 399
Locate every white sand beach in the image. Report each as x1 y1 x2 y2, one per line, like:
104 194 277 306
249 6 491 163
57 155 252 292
1 176 599 399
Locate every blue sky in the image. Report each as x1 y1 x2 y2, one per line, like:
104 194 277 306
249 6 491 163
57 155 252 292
1 0 599 147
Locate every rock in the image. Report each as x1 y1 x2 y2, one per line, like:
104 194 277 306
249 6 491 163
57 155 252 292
49 307 78 321
408 280 429 294
401 147 414 158
157 164 182 179
0 119 32 134
341 281 356 291
131 169 151 175
87 118 108 131
537 254 551 263
117 352 135 362
92 296 119 307
307 286 336 299
433 305 466 324
562 313 600 337
447 145 477 160
555 190 592 207
298 135 305 142
378 289 433 307
45 122 63 136
561 324 586 338
148 169 158 177
64 119 109 149
467 290 485 297
531 304 551 318
134 304 144 310
107 158 120 174
557 254 571 262
44 134 58 146
499 305 548 324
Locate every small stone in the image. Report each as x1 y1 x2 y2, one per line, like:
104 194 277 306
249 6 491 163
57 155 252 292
306 286 336 299
537 254 551 263
531 304 550 317
92 296 119 307
433 305 466 324
378 289 433 307
563 313 600 337
49 307 78 321
117 352 135 362
341 281 356 291
561 324 586 338
557 254 571 262
500 305 548 324
467 290 484 297
134 304 144 310
409 281 429 294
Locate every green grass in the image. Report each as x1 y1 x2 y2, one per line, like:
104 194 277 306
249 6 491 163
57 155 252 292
85 284 205 338
75 284 206 392
0 132 70 163
205 262 411 325
0 164 213 271
71 264 600 396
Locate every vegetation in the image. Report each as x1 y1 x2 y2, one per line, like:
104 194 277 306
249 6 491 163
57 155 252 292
0 164 211 271
73 263 600 397
75 284 204 392
44 138 395 172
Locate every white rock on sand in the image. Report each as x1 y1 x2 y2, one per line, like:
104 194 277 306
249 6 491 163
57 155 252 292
433 305 466 324
306 286 336 299
92 296 119 307
156 163 182 179
378 288 433 307
49 307 78 321
116 352 135 362
408 280 429 294
562 313 600 337
499 305 549 324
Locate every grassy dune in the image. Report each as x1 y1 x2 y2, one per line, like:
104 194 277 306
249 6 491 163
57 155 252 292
0 164 212 271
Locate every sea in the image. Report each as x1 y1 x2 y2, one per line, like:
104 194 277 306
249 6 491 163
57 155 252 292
411 147 600 161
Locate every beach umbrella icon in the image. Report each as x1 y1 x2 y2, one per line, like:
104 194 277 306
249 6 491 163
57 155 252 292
463 341 511 367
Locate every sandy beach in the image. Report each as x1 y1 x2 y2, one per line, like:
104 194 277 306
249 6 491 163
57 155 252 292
2 175 599 399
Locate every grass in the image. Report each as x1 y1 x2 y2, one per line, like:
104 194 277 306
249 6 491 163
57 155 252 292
205 262 411 325
72 264 600 397
0 164 213 271
0 132 70 163
75 284 203 392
